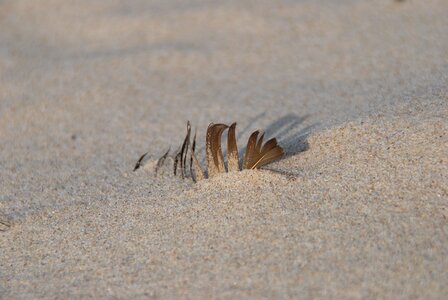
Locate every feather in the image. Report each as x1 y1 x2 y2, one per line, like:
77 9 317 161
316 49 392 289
190 131 204 182
261 138 279 153
243 130 260 169
179 121 191 178
249 145 284 169
155 148 170 176
244 133 284 169
181 121 191 178
227 122 239 172
206 123 228 177
133 152 149 171
189 130 196 179
173 151 181 176
255 132 265 156
174 122 191 178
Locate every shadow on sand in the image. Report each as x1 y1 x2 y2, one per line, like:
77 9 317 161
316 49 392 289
238 112 315 157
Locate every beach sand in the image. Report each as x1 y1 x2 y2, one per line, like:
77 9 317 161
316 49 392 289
1 0 447 298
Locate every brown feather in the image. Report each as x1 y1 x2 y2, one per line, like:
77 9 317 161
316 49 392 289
255 132 265 154
249 146 284 169
206 123 228 177
244 132 284 169
173 151 181 176
179 121 191 179
133 152 149 171
205 123 214 176
189 131 196 179
261 138 278 153
248 132 266 168
190 131 204 182
227 122 239 172
243 130 260 169
155 148 170 176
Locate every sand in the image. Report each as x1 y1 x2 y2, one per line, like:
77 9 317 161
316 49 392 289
1 0 447 298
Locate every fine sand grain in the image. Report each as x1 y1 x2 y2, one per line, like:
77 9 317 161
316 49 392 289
1 0 447 298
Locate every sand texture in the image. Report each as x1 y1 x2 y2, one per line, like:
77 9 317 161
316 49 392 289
1 0 447 298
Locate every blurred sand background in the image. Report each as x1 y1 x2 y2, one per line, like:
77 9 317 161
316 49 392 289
1 0 447 298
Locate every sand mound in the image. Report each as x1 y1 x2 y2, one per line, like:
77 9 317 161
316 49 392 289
2 101 447 298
